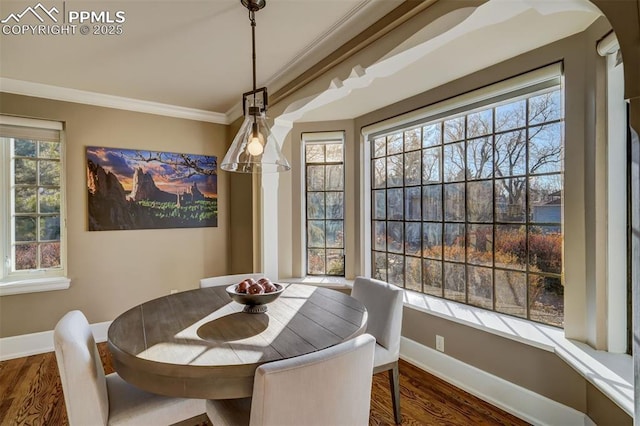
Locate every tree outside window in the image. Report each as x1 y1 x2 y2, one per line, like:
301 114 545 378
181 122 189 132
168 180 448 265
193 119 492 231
12 138 62 272
371 87 564 327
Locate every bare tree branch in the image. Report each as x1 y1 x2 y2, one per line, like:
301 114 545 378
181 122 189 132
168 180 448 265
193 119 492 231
132 151 217 181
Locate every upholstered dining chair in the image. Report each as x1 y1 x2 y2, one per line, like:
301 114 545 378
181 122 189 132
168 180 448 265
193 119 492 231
53 310 205 425
200 273 265 288
351 276 404 424
205 333 376 426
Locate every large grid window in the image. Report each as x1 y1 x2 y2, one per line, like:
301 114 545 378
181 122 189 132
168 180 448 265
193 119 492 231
371 84 564 327
305 138 345 276
1 117 64 281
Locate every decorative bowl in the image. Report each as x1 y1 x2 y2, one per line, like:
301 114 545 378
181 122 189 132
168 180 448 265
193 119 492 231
225 283 285 313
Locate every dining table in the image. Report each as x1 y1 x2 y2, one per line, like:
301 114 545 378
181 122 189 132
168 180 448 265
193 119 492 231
107 283 368 399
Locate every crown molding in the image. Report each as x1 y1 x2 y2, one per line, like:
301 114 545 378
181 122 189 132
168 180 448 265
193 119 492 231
264 0 371 90
225 102 244 124
0 78 230 125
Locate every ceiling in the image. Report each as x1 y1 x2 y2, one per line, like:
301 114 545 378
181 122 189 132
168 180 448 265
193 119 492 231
0 0 604 125
0 0 402 118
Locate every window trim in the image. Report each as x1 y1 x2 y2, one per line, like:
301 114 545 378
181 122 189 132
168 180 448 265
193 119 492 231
361 63 565 323
364 63 564 327
301 131 346 277
0 115 69 295
0 276 70 296
602 44 628 353
359 56 630 350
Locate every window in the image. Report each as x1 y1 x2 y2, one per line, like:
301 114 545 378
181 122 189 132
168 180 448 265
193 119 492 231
369 71 564 327
0 115 68 295
304 134 345 276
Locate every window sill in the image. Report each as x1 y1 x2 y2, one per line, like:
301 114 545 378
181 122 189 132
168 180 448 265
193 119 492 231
0 276 70 296
279 276 353 289
403 289 633 417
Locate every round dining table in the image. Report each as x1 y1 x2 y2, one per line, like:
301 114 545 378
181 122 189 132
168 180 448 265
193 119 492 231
107 283 368 399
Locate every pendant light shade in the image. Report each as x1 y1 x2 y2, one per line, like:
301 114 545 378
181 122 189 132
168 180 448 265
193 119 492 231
221 100 291 173
221 0 290 173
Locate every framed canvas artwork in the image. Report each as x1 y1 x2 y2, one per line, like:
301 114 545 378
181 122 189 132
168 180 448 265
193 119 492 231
86 147 217 231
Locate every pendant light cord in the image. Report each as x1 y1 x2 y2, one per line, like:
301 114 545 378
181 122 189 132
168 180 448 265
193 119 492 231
249 10 257 111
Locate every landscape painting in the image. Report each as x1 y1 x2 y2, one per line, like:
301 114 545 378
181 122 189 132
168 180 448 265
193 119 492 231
86 147 217 231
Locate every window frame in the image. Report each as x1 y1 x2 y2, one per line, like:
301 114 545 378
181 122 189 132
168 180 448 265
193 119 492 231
362 63 565 326
302 131 346 277
0 115 69 296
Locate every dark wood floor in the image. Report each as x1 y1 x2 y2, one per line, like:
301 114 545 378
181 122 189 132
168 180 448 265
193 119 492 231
0 343 529 426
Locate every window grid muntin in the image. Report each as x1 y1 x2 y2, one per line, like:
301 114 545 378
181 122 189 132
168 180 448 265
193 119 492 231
10 137 62 272
371 86 563 326
305 141 345 276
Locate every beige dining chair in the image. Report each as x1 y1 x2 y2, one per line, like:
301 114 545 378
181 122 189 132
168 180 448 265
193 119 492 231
200 273 265 288
351 276 404 424
54 310 205 425
205 333 376 426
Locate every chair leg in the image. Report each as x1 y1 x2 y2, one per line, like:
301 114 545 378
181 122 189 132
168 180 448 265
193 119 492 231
388 361 401 424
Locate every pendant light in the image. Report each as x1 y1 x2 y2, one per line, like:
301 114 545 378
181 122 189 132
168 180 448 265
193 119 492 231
221 0 291 173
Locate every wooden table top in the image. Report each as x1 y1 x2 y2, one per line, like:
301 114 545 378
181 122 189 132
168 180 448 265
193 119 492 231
107 283 368 399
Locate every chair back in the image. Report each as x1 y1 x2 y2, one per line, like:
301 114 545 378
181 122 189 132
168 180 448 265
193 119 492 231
200 273 265 288
250 333 376 426
352 277 404 353
54 310 109 426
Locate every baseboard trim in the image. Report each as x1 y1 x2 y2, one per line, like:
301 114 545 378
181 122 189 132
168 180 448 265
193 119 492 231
0 321 112 361
400 336 591 426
